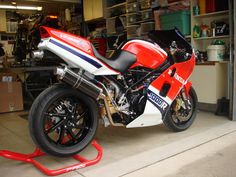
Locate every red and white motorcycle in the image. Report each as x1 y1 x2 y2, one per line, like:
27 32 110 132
29 27 198 157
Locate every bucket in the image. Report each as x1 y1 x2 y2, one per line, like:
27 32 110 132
207 45 225 61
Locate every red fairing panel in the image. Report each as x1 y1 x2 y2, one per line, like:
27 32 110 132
122 40 167 69
150 55 195 101
40 26 95 57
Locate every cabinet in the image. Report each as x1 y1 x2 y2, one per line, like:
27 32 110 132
190 63 228 104
83 0 104 21
0 10 7 32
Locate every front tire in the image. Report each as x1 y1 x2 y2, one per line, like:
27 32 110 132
29 84 99 157
163 87 198 132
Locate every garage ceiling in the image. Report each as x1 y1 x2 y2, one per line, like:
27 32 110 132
0 0 80 13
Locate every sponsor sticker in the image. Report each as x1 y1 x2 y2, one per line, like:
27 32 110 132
147 90 169 114
168 69 186 84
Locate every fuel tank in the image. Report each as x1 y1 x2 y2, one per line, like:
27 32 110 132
121 39 168 69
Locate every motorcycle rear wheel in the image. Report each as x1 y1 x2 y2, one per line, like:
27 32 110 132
163 87 198 132
29 84 98 157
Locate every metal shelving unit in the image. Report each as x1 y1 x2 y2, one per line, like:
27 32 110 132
105 0 154 38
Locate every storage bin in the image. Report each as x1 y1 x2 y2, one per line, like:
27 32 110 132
127 25 139 35
199 0 206 14
207 45 225 61
110 8 126 17
206 0 216 13
216 0 229 11
127 0 136 3
107 0 126 7
168 0 180 3
160 10 190 35
141 22 155 34
140 0 151 10
127 14 140 24
126 0 137 3
141 9 153 21
126 2 138 13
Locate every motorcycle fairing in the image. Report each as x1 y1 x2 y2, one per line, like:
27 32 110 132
126 85 172 128
39 27 120 75
41 27 94 56
38 38 120 75
126 54 195 128
122 39 168 69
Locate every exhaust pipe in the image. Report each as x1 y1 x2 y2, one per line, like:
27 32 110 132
56 67 104 99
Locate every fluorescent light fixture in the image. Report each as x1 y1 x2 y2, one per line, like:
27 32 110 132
0 5 42 11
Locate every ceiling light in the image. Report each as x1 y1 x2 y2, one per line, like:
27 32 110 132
0 5 43 11
11 2 17 5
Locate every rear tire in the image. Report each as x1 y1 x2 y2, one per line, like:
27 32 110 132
29 84 99 157
163 87 198 132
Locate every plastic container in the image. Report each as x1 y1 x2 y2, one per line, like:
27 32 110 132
141 9 153 21
193 5 200 15
199 0 206 14
160 10 190 35
127 25 139 35
126 2 138 13
140 0 151 10
207 45 225 61
216 0 229 11
206 0 216 13
127 14 140 24
141 22 155 34
127 0 136 3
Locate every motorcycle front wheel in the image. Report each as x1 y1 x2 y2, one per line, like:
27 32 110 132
29 84 98 157
163 87 198 132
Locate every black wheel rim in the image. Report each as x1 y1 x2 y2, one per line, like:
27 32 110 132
43 96 91 146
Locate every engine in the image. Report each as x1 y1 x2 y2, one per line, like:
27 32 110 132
101 66 159 125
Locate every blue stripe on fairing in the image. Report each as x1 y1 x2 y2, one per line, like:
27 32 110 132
147 89 169 114
49 39 102 69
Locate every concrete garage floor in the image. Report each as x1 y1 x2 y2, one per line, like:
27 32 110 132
0 111 236 177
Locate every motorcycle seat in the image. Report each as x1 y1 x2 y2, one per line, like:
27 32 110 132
92 45 136 73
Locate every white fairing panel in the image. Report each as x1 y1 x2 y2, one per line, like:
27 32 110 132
38 37 119 75
126 100 163 128
126 85 173 128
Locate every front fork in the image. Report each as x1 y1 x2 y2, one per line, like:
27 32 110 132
181 81 192 111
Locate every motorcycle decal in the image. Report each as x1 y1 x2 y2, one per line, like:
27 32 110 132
147 89 169 114
168 69 186 85
49 39 102 69
147 85 172 115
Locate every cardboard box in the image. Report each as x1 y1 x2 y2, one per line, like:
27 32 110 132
0 81 23 113
0 72 18 82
